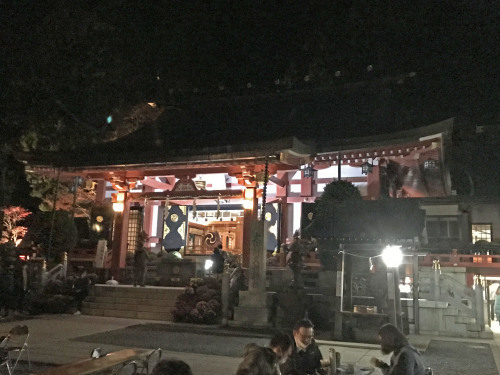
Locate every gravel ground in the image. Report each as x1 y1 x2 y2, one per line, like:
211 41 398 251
422 340 498 375
6 361 54 375
76 324 269 357
73 324 499 375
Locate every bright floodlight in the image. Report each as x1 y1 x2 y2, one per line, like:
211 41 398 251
204 259 213 271
381 245 403 268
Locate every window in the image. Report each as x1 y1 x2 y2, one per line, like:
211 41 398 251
426 216 459 243
471 224 492 243
127 207 144 253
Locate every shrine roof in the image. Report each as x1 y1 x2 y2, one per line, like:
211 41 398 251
20 85 454 172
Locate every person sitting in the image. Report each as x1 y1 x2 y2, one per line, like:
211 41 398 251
371 323 426 375
269 332 294 375
152 358 193 375
238 332 293 375
280 319 327 375
237 344 276 375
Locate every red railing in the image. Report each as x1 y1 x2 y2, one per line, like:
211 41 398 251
68 248 113 268
419 253 500 268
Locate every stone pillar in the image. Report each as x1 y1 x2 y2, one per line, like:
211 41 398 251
230 220 270 328
475 277 485 329
242 188 258 267
221 263 230 326
433 260 441 300
387 271 397 327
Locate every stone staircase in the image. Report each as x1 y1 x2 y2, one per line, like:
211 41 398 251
404 267 493 339
82 284 184 321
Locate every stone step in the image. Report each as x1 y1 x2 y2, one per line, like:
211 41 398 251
82 307 173 321
89 285 184 299
83 301 175 312
82 284 184 322
87 295 179 306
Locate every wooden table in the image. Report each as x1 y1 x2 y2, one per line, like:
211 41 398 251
36 348 154 375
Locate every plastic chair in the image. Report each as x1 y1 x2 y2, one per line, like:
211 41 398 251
141 348 162 375
0 325 30 373
0 352 13 375
135 348 162 375
112 360 138 375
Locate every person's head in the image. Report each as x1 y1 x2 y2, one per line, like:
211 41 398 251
378 323 408 354
269 332 293 364
152 359 192 375
213 247 220 255
293 319 315 350
236 345 276 375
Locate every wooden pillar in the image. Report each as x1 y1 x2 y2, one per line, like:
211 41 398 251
275 171 290 247
95 179 107 202
111 211 123 280
280 202 290 248
142 186 154 242
111 200 130 281
366 166 380 199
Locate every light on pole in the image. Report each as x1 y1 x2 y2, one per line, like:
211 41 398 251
382 245 403 330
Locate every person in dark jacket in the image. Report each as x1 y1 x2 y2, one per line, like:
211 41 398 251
280 319 326 375
237 344 277 375
210 245 225 277
133 248 149 287
371 323 426 375
152 359 192 375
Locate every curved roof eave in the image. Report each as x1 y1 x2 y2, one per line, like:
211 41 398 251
21 136 312 173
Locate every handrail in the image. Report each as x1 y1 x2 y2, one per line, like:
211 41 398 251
47 263 63 280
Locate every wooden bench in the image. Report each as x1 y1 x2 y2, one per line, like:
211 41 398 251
35 349 154 375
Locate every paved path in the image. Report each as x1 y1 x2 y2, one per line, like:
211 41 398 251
1 314 499 375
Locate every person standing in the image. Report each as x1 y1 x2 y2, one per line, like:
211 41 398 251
133 247 149 287
494 286 500 321
210 245 225 279
280 319 327 375
73 267 90 314
287 232 306 289
13 257 29 314
371 323 426 375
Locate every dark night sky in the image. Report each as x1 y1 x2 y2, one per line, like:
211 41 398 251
1 1 499 141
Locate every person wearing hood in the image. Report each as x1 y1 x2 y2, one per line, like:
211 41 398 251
371 323 426 375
